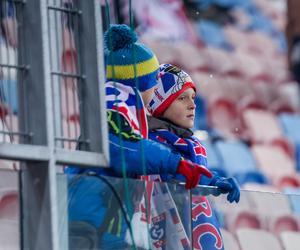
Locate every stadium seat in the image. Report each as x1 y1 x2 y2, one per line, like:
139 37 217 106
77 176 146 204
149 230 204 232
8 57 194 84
283 187 300 215
242 109 283 143
62 116 80 150
279 114 300 171
269 98 296 115
251 144 298 188
0 109 12 144
192 71 226 100
224 209 262 233
214 140 268 185
251 80 277 107
234 50 273 82
0 43 17 80
0 219 19 250
237 94 266 116
172 42 210 72
3 114 19 143
201 47 237 75
246 188 292 216
0 170 18 189
60 76 79 119
0 191 18 220
0 79 18 114
280 231 300 250
220 228 240 250
279 113 300 143
207 97 242 139
142 39 177 66
266 213 300 236
277 82 300 113
200 139 227 177
236 228 283 250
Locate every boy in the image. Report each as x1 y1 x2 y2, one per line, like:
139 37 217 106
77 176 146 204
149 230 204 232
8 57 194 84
147 63 240 249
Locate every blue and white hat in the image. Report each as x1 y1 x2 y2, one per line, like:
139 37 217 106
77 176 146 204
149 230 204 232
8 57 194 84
147 63 196 117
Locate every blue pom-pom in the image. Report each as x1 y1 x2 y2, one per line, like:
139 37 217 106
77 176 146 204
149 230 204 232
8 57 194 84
104 24 138 51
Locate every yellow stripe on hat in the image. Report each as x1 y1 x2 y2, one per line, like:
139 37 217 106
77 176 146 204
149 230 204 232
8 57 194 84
106 56 159 80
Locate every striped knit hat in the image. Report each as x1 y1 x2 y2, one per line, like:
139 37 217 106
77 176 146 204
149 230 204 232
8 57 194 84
104 24 159 91
147 63 196 117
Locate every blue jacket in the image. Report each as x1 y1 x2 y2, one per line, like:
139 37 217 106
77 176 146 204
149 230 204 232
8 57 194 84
66 82 181 177
148 116 224 250
66 83 182 248
148 116 212 185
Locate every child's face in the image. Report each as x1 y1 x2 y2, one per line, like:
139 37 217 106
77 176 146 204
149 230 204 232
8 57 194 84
162 88 196 129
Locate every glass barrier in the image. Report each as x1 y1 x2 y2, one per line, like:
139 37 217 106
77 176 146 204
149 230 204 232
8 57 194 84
1 169 300 250
57 173 300 250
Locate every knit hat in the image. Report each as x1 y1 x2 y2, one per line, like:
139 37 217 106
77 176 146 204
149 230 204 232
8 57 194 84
147 63 196 117
104 24 159 91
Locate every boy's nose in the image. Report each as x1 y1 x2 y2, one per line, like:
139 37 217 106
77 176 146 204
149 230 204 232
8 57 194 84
188 101 196 110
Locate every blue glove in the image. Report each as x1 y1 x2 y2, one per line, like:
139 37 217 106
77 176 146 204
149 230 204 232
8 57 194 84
210 176 240 203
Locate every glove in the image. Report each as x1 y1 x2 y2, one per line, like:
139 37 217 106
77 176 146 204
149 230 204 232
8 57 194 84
210 176 240 203
176 159 212 189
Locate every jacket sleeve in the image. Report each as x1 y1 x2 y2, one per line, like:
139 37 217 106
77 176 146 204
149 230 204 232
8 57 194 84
109 133 181 177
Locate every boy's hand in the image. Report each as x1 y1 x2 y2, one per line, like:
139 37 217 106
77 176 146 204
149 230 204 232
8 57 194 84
210 176 240 203
176 159 212 189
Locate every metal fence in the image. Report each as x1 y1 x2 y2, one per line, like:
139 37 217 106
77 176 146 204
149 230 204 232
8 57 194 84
0 0 109 249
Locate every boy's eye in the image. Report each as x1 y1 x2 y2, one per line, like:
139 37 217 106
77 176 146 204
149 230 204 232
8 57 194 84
178 96 185 100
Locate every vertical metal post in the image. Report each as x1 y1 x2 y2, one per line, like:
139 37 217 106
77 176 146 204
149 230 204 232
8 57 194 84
73 0 109 161
18 0 59 249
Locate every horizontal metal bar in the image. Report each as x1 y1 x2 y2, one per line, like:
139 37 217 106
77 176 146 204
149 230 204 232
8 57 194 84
54 137 82 142
51 71 85 79
0 130 32 137
55 148 109 167
0 143 110 168
0 144 50 161
0 63 29 70
47 5 81 15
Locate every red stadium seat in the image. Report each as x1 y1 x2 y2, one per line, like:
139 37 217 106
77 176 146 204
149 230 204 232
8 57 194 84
266 213 300 236
62 117 80 150
242 109 283 144
251 144 297 188
224 209 262 233
207 96 242 139
0 191 18 220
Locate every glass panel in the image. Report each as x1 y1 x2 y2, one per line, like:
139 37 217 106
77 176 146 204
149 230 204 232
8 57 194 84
58 172 300 250
61 173 192 250
198 187 300 250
